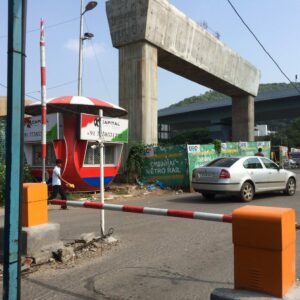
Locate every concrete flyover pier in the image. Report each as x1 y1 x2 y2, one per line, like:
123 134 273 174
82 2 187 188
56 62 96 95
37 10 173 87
106 0 260 143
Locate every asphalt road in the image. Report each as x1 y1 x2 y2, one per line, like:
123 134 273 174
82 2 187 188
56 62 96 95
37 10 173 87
6 171 300 299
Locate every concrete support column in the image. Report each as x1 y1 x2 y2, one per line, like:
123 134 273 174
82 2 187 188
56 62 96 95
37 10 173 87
231 95 254 141
119 42 158 145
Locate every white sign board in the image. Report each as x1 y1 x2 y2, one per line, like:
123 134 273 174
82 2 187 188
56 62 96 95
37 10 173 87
24 113 62 142
80 113 128 143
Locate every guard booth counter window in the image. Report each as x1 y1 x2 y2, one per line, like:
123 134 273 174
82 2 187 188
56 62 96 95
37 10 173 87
32 143 56 166
84 142 116 165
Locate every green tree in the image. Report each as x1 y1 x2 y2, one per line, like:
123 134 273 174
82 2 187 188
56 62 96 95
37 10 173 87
125 144 145 182
0 162 33 206
168 128 212 145
270 118 300 148
0 120 5 161
166 82 300 109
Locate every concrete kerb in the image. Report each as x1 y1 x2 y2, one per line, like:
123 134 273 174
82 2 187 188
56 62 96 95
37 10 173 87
0 222 65 266
21 223 61 256
210 283 300 300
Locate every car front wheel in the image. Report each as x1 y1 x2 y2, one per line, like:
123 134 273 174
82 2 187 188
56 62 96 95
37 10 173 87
284 177 296 196
240 182 254 202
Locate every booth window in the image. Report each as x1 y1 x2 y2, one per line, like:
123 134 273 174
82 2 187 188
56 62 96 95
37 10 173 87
85 142 115 165
32 143 56 166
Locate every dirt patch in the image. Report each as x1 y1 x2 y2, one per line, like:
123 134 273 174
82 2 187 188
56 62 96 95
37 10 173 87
65 183 184 203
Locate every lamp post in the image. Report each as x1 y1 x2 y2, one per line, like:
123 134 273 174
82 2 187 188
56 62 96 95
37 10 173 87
78 0 97 96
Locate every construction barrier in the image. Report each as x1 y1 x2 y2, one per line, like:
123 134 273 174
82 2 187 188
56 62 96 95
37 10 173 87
49 199 232 223
49 200 297 298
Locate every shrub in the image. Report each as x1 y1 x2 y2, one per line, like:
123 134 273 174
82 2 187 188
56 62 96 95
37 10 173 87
0 162 5 205
213 139 222 154
0 162 33 206
125 144 145 183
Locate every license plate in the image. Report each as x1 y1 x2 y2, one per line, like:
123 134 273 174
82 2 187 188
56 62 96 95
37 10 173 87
198 172 213 178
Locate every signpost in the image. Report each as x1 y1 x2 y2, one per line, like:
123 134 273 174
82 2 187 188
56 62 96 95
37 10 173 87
80 113 128 236
80 113 128 142
99 109 105 236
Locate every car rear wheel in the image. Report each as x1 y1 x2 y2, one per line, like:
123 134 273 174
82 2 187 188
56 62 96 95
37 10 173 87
240 182 254 202
202 193 215 200
284 177 296 196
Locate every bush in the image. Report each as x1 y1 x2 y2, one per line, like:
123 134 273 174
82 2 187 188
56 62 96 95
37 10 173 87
125 144 145 183
0 162 33 205
213 139 222 154
0 162 5 205
23 163 33 182
168 128 212 145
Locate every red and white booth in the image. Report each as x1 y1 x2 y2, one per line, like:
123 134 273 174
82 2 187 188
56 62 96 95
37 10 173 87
24 96 128 192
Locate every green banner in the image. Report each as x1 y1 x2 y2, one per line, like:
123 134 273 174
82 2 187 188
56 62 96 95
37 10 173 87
187 144 218 182
221 142 239 156
142 141 271 188
239 141 271 157
187 141 271 183
143 145 189 187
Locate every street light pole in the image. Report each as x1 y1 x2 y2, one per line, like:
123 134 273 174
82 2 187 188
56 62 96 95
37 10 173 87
78 0 84 96
78 0 97 96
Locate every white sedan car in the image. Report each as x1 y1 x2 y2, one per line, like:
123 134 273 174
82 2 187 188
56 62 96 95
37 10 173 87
192 156 296 202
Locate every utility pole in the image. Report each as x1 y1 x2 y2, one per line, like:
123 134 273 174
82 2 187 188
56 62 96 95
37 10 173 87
4 0 27 299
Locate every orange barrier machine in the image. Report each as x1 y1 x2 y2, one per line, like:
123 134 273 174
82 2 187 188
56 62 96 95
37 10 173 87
22 183 48 227
232 205 296 298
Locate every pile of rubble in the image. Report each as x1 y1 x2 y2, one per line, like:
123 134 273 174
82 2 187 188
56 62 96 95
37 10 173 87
2 233 118 276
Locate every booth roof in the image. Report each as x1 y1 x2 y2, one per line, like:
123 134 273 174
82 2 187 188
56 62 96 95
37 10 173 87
24 96 127 117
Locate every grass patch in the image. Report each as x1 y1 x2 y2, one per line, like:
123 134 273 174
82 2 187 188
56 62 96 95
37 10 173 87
67 192 93 200
112 190 129 195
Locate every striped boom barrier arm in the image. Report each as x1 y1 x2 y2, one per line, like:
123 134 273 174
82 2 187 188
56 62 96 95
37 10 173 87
49 200 233 223
40 18 47 182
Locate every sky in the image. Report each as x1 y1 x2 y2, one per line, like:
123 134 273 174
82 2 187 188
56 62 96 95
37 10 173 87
0 0 299 109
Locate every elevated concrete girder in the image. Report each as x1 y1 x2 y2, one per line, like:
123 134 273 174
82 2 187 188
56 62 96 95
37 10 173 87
119 42 158 144
232 95 255 141
106 0 260 143
157 49 253 97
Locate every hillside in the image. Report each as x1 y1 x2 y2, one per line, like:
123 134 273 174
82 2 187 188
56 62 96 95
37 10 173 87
168 82 300 108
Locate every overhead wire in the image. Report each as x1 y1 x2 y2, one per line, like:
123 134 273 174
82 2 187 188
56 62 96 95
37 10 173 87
0 17 79 39
26 79 78 95
226 0 300 94
1 15 79 102
0 81 83 116
1 13 113 103
84 19 112 100
2 18 113 105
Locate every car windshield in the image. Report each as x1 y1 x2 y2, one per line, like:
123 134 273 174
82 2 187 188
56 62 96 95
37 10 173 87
206 157 239 167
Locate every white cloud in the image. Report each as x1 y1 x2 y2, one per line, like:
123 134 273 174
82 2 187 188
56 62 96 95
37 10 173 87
64 38 104 59
84 42 104 58
64 39 79 52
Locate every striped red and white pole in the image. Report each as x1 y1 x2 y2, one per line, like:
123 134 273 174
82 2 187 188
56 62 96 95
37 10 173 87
40 18 47 182
49 200 232 223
